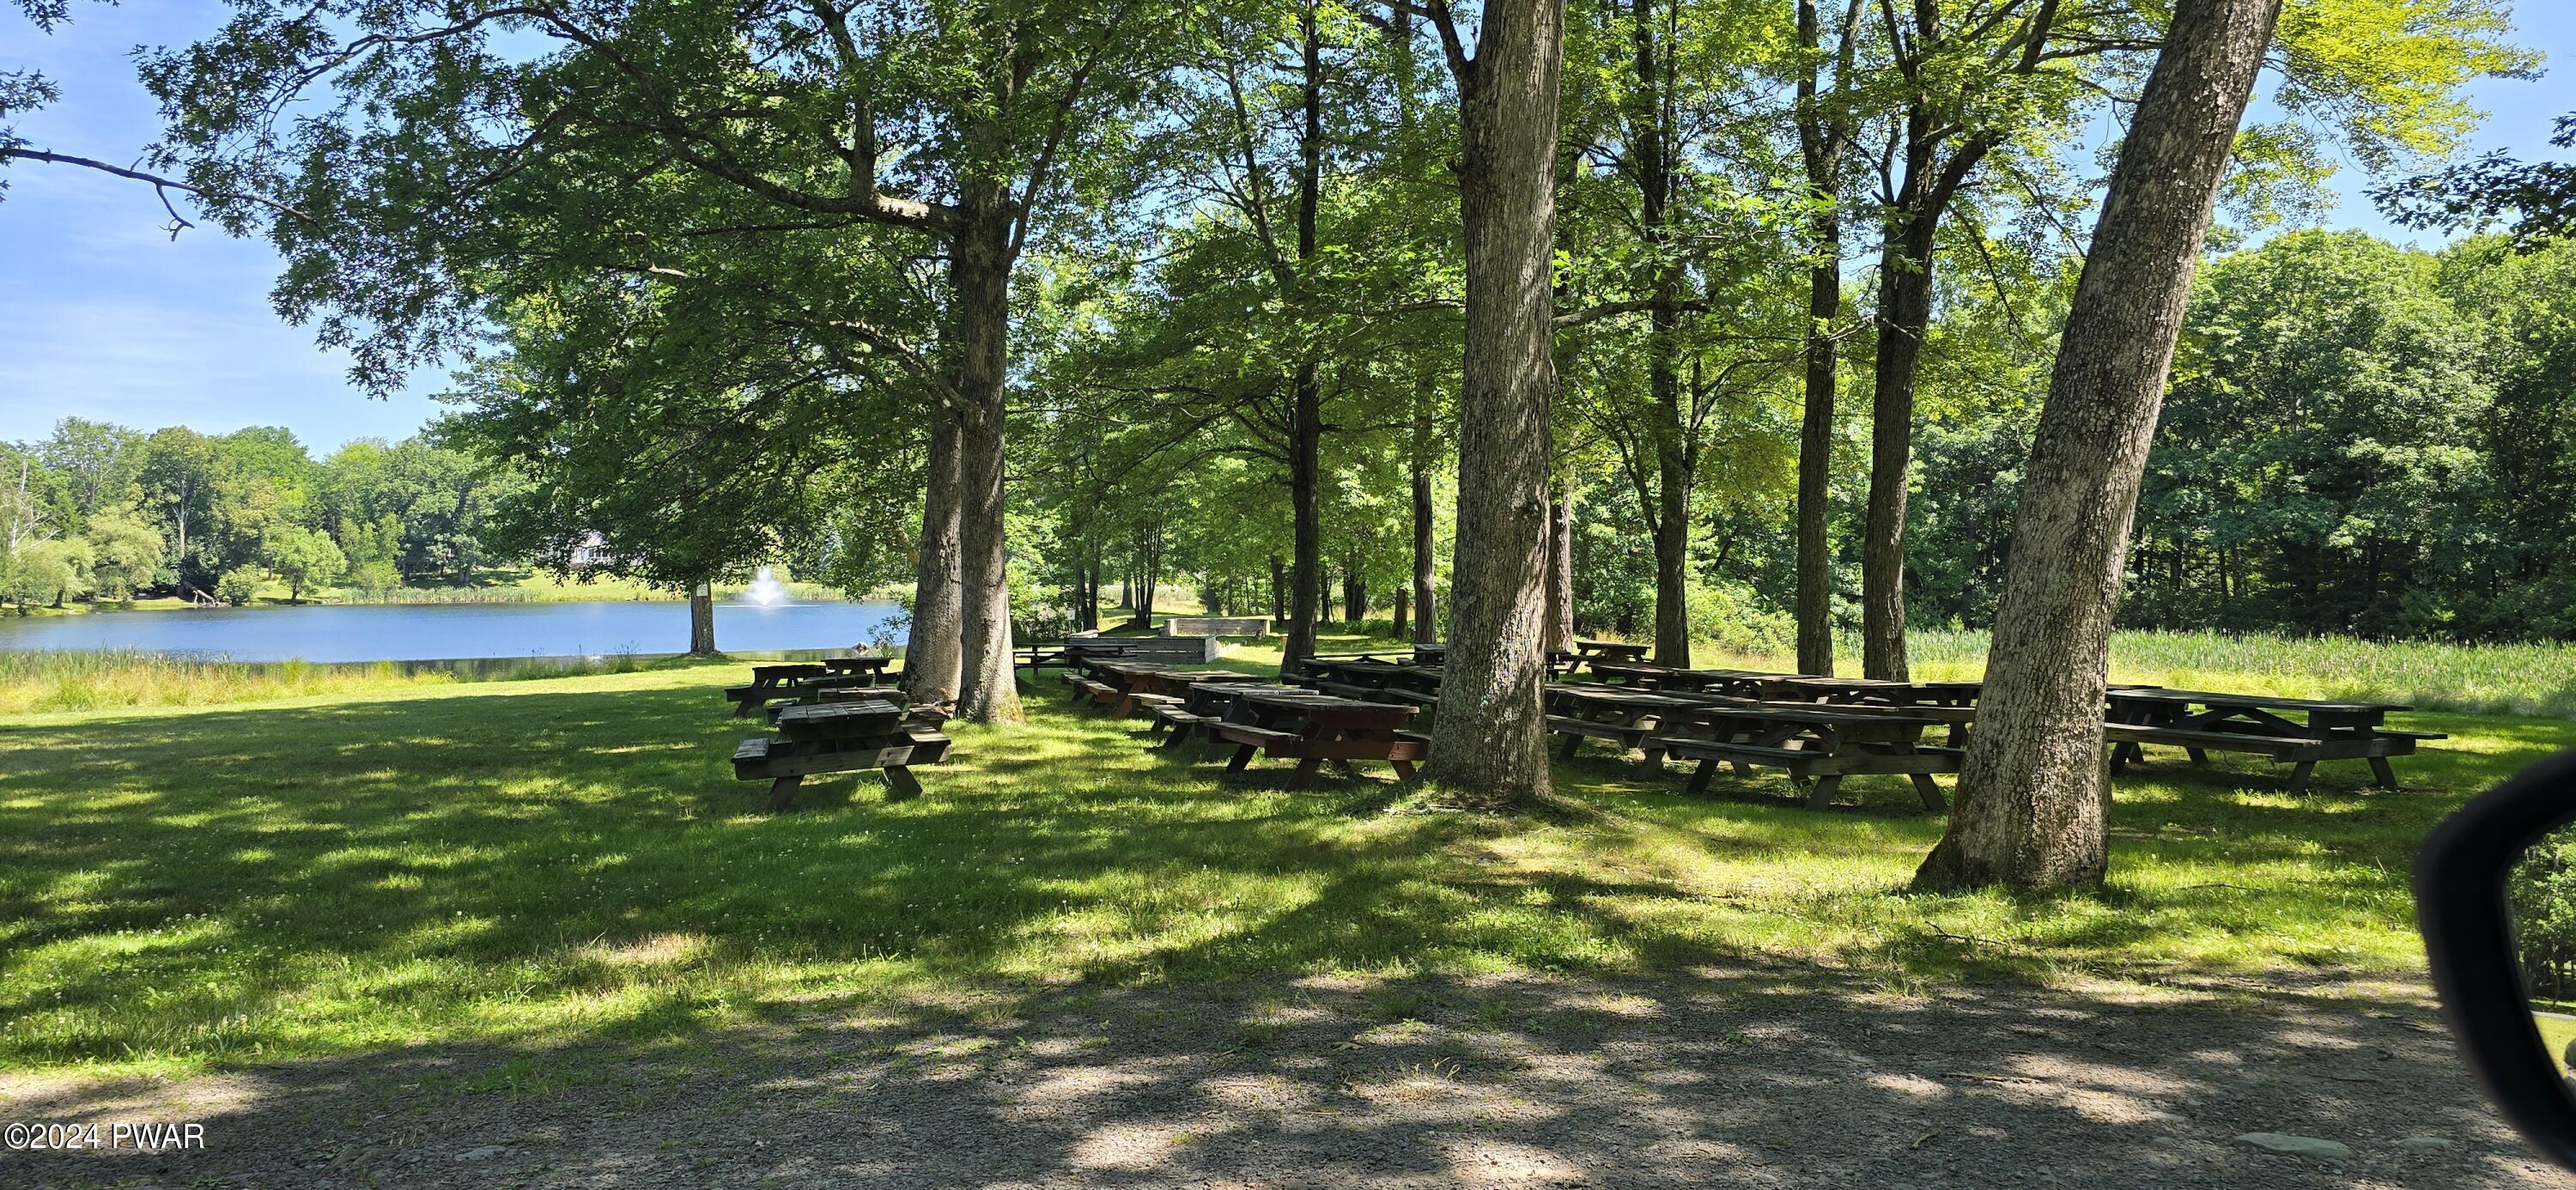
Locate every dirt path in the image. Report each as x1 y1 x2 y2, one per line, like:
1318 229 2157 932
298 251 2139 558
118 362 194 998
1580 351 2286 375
4 968 2566 1188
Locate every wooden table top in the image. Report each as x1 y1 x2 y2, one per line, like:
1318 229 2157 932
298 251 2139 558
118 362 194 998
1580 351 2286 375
2107 688 2409 713
775 699 905 738
1577 641 1650 656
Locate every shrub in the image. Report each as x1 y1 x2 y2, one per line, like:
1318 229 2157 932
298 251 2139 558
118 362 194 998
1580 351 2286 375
214 568 264 607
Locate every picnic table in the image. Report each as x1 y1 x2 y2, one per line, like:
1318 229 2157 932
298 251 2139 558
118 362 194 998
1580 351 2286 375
1016 639 1131 681
2104 688 2441 792
1583 662 1736 693
1647 702 1954 810
1206 690 1428 789
1413 642 1446 664
1576 640 1651 670
1297 659 1443 707
724 663 891 717
1151 680 1330 750
1545 685 1733 762
732 698 951 811
820 655 893 677
1081 659 1245 716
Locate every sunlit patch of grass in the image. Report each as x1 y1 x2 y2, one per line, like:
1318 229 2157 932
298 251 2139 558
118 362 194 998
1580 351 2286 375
1 662 2567 1082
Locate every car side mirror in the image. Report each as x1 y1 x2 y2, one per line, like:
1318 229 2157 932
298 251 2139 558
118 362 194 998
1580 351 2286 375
2418 745 2576 1171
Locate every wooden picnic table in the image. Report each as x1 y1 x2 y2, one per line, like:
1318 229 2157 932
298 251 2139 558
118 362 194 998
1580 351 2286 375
1647 702 1954 810
2104 688 2440 792
820 655 893 676
1413 642 1446 664
1151 680 1329 750
1576 640 1651 664
732 698 951 811
1203 690 1426 789
1545 685 1735 760
726 663 891 717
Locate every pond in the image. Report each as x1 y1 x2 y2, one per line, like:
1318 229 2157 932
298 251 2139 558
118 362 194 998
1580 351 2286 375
0 600 907 663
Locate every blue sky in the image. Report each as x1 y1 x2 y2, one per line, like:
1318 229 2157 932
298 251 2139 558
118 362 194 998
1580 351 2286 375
3 1 2573 454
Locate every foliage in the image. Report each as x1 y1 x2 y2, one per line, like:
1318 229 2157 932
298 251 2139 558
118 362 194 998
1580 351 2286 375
259 523 347 602
211 567 262 606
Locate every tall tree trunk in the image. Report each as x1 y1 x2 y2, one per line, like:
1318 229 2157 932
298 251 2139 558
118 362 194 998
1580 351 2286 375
1794 246 1839 676
1791 0 1858 678
1425 0 1564 804
1280 7 1329 664
1270 553 1286 625
1861 209 1937 681
1393 586 1411 639
951 191 1022 724
1411 377 1440 644
1915 0 2281 892
688 580 718 656
1627 0 1690 668
903 401 966 702
1546 491 1576 652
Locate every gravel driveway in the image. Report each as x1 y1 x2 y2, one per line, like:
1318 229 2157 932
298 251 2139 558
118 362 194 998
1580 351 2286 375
5 967 2567 1188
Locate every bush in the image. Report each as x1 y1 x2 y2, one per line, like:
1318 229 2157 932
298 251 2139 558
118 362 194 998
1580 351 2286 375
1689 581 1795 657
349 561 402 599
214 568 264 607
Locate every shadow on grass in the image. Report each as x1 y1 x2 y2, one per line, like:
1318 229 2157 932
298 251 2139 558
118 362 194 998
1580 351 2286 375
0 678 2567 1080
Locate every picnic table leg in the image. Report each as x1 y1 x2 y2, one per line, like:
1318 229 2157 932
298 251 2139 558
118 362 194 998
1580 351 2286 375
881 766 923 802
1559 732 1583 761
2108 744 2130 774
764 774 803 812
1686 759 1717 796
1636 743 1666 777
1288 757 1322 790
2369 756 2398 790
2286 760 2317 794
1909 773 1947 811
1805 774 1844 809
1391 760 1420 785
2184 746 2209 766
1225 744 1258 774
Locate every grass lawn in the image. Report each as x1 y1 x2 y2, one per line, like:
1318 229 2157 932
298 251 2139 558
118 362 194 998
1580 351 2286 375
3 646 2569 1084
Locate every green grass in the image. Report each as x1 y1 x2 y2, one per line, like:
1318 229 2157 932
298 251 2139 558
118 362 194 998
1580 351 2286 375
0 648 663 716
3 652 2567 1081
1681 628 2576 719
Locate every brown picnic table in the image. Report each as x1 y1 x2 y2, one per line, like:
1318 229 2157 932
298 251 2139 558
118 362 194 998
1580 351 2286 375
1297 659 1444 707
820 655 893 677
732 698 951 811
1583 662 1737 692
725 663 895 717
2104 688 2440 792
1576 640 1651 670
1151 680 1332 750
1206 690 1428 789
1545 684 1737 761
1647 702 1955 811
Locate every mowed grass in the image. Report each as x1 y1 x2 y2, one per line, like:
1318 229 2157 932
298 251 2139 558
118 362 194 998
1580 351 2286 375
1695 627 2576 719
3 653 2569 1080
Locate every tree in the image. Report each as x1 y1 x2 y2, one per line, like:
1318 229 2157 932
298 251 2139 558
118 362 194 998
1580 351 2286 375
2379 112 2576 246
39 418 143 520
83 507 165 602
261 523 348 603
213 567 262 607
1412 0 1567 804
1916 0 2283 893
146 0 1171 725
1790 0 1863 675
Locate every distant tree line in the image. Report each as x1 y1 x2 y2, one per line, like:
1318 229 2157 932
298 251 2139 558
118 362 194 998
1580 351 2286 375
0 420 524 611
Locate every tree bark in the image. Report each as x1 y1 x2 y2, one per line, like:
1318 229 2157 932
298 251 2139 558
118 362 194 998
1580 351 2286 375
1546 491 1576 652
1860 206 1937 681
951 190 1022 724
1411 378 1440 644
903 400 966 702
1915 0 2282 893
1270 553 1286 625
1279 7 1330 664
1393 586 1410 638
688 580 718 656
1425 0 1564 805
1625 0 1692 669
1794 247 1838 676
1792 0 1860 678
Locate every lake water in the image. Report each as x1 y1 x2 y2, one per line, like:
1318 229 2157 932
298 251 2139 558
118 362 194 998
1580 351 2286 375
0 600 907 663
